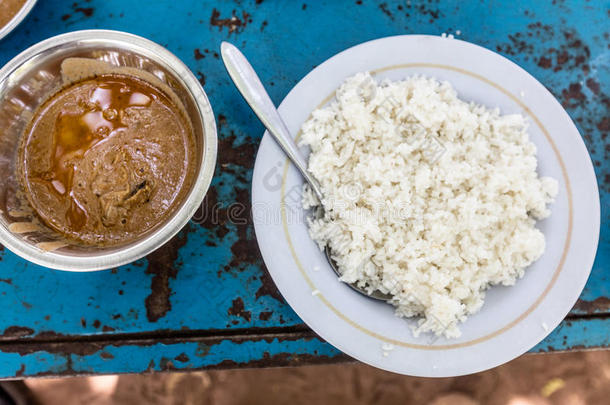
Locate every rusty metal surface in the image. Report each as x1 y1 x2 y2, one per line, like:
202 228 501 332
0 316 608 379
0 0 607 378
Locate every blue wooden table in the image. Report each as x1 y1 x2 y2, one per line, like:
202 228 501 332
0 0 607 378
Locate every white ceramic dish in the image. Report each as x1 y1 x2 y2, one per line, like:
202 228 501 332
251 35 600 377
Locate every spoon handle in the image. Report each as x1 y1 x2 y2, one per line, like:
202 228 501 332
220 42 323 201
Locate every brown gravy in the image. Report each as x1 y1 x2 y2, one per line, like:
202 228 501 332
19 74 196 245
0 0 27 28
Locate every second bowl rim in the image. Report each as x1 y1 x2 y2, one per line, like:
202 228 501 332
0 0 38 42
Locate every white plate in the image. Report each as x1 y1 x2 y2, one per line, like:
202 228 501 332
251 35 600 377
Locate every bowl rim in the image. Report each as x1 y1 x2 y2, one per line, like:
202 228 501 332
0 0 38 41
0 29 217 271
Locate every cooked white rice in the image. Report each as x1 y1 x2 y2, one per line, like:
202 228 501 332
300 73 558 338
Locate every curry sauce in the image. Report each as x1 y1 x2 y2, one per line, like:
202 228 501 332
19 74 196 245
0 0 27 29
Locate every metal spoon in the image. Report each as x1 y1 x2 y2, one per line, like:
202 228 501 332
221 42 390 301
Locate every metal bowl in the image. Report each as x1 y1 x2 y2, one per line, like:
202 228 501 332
0 30 217 271
0 0 38 41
